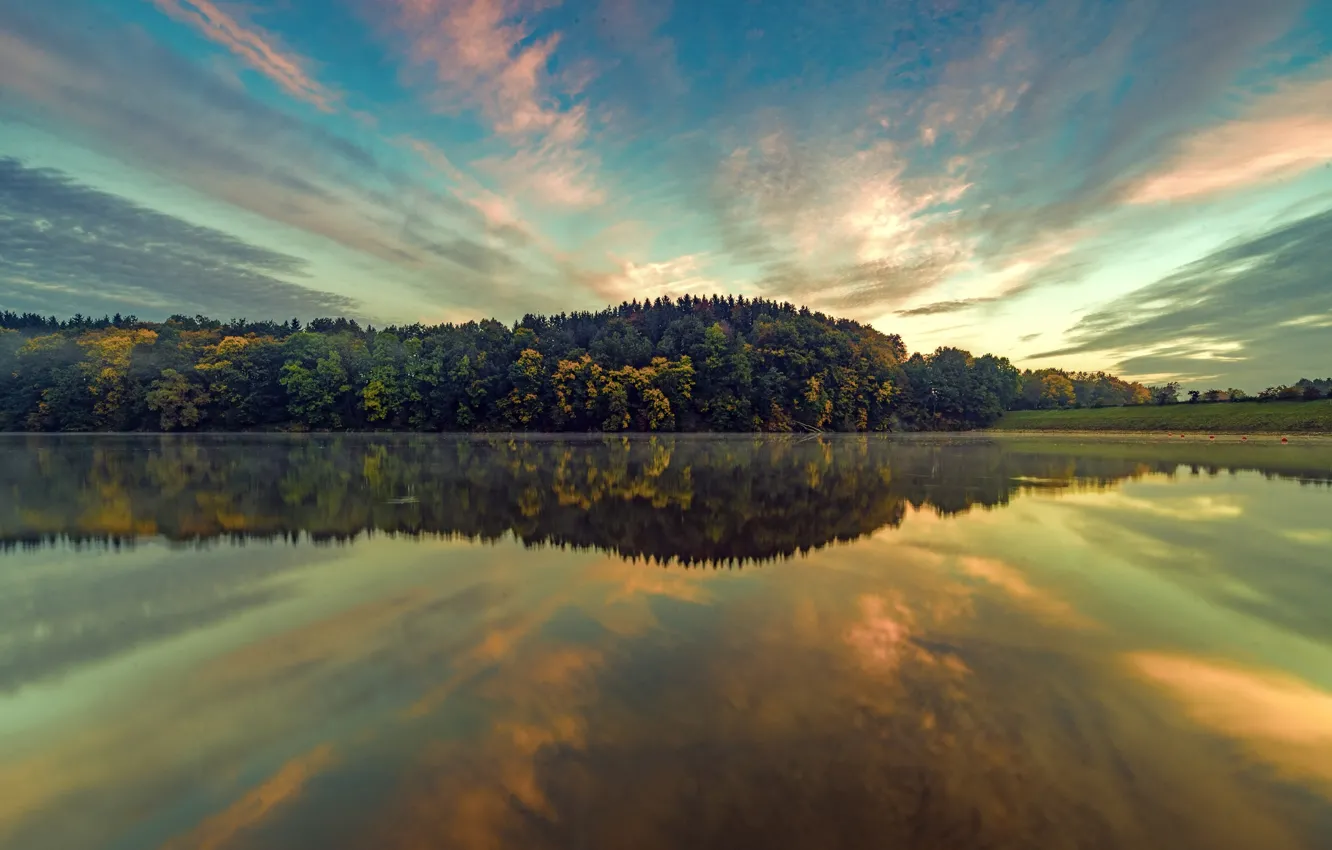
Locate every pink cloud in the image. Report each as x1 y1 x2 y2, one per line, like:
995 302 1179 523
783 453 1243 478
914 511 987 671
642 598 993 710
1127 77 1332 204
150 0 337 110
389 0 606 209
844 594 914 671
393 0 566 136
474 110 607 209
522 160 606 208
401 135 540 235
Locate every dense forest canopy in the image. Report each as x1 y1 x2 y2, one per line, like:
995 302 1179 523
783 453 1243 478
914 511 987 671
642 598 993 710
0 297 1016 432
0 298 1322 433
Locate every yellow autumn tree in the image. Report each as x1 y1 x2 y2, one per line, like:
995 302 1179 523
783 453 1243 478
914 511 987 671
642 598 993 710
551 355 605 429
77 328 158 423
500 348 546 428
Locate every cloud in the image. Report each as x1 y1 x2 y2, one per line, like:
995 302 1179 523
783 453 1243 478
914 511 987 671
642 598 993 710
0 3 601 321
759 255 954 317
652 0 1292 311
473 107 607 209
393 0 563 134
5 0 1327 333
914 0 1307 269
399 135 535 245
594 0 686 99
418 234 522 276
575 252 719 303
1126 75 1332 205
703 130 969 315
896 297 999 317
0 157 357 319
672 0 1307 318
1035 206 1332 387
149 0 339 110
0 4 508 277
387 0 607 209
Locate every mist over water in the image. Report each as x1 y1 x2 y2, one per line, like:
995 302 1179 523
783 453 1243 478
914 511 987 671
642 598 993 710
1 434 1330 850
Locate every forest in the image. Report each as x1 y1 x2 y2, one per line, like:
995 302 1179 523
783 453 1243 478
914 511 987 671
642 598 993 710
5 296 1312 433
1 296 1026 433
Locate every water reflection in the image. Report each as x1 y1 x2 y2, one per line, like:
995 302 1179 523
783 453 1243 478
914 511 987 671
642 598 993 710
3 434 1328 559
1 435 1330 850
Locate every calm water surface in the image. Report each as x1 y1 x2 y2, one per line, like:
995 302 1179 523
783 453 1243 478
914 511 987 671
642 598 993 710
1 434 1330 850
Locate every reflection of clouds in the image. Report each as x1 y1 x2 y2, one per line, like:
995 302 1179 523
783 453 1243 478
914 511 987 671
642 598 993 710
6 472 1332 850
600 567 713 607
1064 490 1244 520
0 541 513 850
958 556 1098 630
845 593 913 670
199 589 439 686
159 744 338 850
1282 529 1332 546
0 590 434 849
1044 473 1332 646
372 535 1315 850
1128 652 1332 796
386 640 608 848
1054 490 1241 522
408 551 732 718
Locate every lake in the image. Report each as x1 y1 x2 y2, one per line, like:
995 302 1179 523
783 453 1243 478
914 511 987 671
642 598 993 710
1 433 1330 850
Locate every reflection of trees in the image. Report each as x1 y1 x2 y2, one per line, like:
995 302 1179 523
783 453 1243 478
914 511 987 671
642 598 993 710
1 435 1328 562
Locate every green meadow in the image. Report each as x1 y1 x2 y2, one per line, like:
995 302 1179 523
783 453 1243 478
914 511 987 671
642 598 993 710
992 400 1332 433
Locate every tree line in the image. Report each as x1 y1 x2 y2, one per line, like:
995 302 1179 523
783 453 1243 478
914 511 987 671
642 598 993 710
1126 378 1329 406
4 298 1315 433
1013 369 1329 409
1 297 1026 432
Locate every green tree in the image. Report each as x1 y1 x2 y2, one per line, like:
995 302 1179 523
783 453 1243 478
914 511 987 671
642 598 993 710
1149 382 1181 405
280 339 352 429
146 368 211 430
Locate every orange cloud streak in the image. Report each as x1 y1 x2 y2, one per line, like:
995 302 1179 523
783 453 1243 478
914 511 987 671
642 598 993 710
159 744 339 850
151 0 337 110
1128 652 1332 795
1128 77 1332 204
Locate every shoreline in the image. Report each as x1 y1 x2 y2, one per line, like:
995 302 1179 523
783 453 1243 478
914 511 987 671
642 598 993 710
985 429 1332 441
1 429 1330 440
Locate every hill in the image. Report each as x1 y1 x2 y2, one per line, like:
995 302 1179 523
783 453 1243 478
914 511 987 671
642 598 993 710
0 296 1023 433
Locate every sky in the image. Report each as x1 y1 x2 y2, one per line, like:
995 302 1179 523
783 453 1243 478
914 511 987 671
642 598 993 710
1 0 1330 389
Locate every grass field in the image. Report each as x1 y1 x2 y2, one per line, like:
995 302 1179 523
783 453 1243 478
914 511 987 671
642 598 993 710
992 399 1332 433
